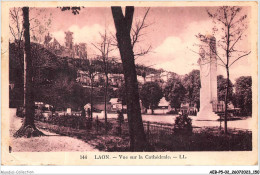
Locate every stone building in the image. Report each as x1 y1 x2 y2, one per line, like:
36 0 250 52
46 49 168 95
76 71 124 88
65 31 73 49
44 31 87 59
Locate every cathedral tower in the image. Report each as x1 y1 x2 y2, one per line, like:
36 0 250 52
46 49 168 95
65 31 73 50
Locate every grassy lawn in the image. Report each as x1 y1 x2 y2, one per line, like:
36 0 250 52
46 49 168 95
35 119 131 151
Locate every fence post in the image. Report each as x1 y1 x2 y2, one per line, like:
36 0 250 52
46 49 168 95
219 115 222 131
147 121 150 142
96 115 99 134
118 117 122 136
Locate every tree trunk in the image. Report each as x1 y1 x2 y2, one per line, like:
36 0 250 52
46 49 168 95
90 78 93 120
104 74 108 131
224 68 230 134
111 6 148 151
14 7 43 138
22 7 34 127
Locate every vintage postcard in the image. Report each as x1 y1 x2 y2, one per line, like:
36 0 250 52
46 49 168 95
1 1 258 166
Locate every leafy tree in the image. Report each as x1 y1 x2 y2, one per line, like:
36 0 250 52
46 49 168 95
140 82 163 114
39 79 90 112
59 6 82 15
183 70 200 109
9 42 69 108
164 77 186 111
35 69 75 108
217 75 233 103
234 76 252 115
111 6 148 151
69 82 90 110
10 39 84 111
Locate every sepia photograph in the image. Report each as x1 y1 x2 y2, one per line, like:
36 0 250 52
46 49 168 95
1 1 258 166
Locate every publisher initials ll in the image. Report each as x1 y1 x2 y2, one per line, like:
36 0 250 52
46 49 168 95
179 155 186 159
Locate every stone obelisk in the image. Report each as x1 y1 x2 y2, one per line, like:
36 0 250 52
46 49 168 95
197 35 219 120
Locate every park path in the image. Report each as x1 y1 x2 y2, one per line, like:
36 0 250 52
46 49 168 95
10 108 99 152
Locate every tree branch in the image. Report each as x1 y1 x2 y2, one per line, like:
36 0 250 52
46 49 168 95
134 45 151 59
131 8 150 47
229 32 243 52
91 43 103 53
209 42 227 66
9 25 16 40
229 51 251 67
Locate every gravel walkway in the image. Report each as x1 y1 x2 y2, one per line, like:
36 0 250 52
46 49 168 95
10 108 99 152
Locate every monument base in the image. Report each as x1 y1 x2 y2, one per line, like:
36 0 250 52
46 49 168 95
196 108 219 121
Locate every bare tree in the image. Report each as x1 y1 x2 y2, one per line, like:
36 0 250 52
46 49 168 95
131 8 152 59
14 7 44 137
9 8 24 71
81 59 99 121
111 8 152 60
198 6 251 134
92 30 114 131
30 8 52 44
9 7 53 83
111 6 148 151
9 8 23 42
9 7 52 45
130 8 152 83
111 8 152 84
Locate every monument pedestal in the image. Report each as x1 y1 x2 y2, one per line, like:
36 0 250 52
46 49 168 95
196 103 219 121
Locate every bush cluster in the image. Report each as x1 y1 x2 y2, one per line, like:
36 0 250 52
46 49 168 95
173 114 193 136
35 112 113 131
35 113 89 129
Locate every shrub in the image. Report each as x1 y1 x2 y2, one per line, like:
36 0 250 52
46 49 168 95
44 114 116 131
173 114 192 136
93 118 113 132
35 113 45 121
46 114 89 129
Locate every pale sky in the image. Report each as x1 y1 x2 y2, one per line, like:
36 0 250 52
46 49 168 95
28 7 251 83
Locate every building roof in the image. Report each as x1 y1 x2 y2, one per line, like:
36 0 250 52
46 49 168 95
158 97 169 107
109 98 119 104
